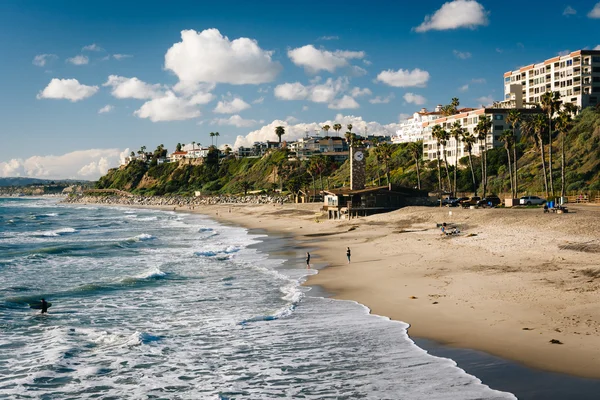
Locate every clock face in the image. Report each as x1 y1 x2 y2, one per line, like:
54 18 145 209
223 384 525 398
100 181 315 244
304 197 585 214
354 151 364 161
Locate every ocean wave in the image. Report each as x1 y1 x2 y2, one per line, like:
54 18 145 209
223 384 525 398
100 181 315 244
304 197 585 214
31 227 77 237
132 266 167 280
194 245 239 258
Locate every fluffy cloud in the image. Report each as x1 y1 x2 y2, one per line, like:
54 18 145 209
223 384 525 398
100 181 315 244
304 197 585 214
476 95 494 106
213 97 251 114
134 91 201 122
213 115 261 127
113 54 133 60
164 28 282 89
588 2 600 18
369 94 395 104
274 77 349 104
103 75 165 99
98 105 114 114
66 55 89 65
82 44 104 52
37 78 99 102
32 54 57 67
350 87 372 97
0 148 125 180
328 95 359 109
403 93 427 105
287 44 365 73
459 84 469 92
233 114 401 149
189 92 215 105
595 45 600 51
453 50 472 59
376 68 430 87
414 0 489 32
563 6 576 16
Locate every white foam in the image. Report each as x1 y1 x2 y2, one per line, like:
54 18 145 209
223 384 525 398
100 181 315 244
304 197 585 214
31 227 77 237
133 266 167 279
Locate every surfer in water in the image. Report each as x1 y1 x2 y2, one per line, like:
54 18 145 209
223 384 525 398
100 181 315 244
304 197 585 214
40 298 48 314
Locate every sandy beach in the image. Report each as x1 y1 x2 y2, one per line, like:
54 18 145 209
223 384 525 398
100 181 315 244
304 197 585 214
168 201 600 380
74 197 600 379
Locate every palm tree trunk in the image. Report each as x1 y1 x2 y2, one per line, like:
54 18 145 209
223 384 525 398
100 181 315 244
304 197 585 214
479 142 485 197
505 147 513 199
454 147 458 197
561 133 566 197
539 136 549 198
468 150 477 196
415 157 421 190
513 145 518 198
443 153 451 192
436 153 442 192
311 175 316 202
483 141 488 198
548 114 554 196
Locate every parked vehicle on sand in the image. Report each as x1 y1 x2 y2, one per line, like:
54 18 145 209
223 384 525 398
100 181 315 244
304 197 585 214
477 195 501 207
460 196 481 208
519 196 546 205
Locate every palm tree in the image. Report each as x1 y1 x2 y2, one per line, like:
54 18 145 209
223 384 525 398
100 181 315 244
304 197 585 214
408 141 422 190
532 114 549 198
333 123 342 136
347 124 353 133
214 132 220 149
345 131 353 147
506 110 522 197
540 91 561 195
209 132 215 146
439 128 452 193
474 115 492 197
450 121 463 196
500 130 515 198
431 124 444 193
191 141 196 150
461 131 478 195
555 109 573 197
176 143 182 152
322 125 330 136
376 142 394 190
275 126 285 144
310 156 326 193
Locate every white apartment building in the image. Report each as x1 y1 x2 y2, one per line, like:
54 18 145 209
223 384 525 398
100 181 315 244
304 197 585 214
422 107 541 166
392 107 443 144
504 50 600 110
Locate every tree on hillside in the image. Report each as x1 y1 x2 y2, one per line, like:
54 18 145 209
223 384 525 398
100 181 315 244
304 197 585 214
275 126 285 144
500 130 515 197
555 109 573 197
408 141 423 190
130 151 135 158
528 114 549 198
439 128 452 193
345 131 353 147
192 141 196 150
240 180 251 196
474 115 492 197
461 131 478 195
347 124 353 134
209 132 215 146
450 121 464 196
506 110 522 196
377 143 394 190
176 143 182 152
431 125 444 193
215 132 220 149
309 155 327 193
540 91 561 195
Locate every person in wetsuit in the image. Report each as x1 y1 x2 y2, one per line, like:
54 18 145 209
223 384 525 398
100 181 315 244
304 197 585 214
40 298 48 314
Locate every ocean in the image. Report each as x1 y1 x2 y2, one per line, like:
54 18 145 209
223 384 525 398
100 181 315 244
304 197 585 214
0 197 515 399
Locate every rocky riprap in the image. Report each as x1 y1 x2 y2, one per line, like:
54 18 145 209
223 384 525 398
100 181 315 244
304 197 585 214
62 193 291 207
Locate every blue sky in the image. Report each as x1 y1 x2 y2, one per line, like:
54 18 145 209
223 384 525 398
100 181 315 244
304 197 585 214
1 0 600 179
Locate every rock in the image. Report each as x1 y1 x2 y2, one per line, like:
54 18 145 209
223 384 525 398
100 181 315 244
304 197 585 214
549 339 563 344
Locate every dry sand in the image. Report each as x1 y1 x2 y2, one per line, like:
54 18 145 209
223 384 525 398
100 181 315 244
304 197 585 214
136 202 600 379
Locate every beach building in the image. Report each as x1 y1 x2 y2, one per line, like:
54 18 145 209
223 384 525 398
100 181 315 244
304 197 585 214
169 151 187 162
185 148 210 159
392 107 444 144
503 49 600 109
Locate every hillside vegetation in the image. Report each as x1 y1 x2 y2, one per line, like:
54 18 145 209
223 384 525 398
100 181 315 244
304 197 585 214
96 107 600 197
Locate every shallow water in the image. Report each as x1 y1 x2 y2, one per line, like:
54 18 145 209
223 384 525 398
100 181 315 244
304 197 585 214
0 198 514 399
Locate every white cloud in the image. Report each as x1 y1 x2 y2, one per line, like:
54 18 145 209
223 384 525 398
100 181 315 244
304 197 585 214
66 55 89 65
563 6 576 16
350 87 372 97
103 75 165 99
588 2 600 18
252 96 265 104
32 54 57 67
274 77 349 104
189 92 215 105
414 0 489 32
164 28 282 89
285 116 299 124
350 65 368 77
82 44 104 52
233 114 402 149
98 105 114 114
113 54 133 60
134 91 201 122
398 113 411 121
558 49 571 56
376 68 430 87
213 97 251 114
317 35 339 41
476 95 494 106
459 84 469 92
0 148 125 180
403 93 427 105
287 44 365 73
453 50 472 59
213 114 260 127
302 106 309 111
37 78 99 102
594 45 600 50
369 93 395 104
328 95 359 109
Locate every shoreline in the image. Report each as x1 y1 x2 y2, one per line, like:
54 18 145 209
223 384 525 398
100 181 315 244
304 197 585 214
62 197 600 380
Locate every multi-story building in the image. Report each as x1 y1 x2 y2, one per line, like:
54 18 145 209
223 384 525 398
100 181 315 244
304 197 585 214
503 49 600 110
422 107 541 166
392 107 444 144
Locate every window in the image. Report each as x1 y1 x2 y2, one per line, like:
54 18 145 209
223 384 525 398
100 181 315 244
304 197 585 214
593 77 600 83
567 59 573 67
593 57 600 62
590 97 598 104
593 86 600 93
494 115 503 120
593 67 600 73
494 125 503 131
494 135 500 141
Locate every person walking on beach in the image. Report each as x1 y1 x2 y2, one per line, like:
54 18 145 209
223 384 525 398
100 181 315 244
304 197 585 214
40 298 48 314
306 252 311 268
346 247 351 264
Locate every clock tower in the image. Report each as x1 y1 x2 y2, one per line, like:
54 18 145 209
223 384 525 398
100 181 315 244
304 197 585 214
350 147 366 190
